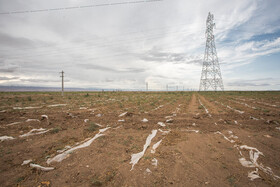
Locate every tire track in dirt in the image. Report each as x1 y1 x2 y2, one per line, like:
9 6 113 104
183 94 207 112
198 94 223 115
187 93 199 115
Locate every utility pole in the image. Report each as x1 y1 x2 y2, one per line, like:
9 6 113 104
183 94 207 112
146 82 148 91
60 71 64 96
166 84 168 91
199 12 224 91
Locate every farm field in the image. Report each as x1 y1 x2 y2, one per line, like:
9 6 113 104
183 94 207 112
0 91 280 186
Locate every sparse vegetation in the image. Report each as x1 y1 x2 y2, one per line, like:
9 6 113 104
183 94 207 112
50 127 62 134
87 122 99 132
91 176 102 186
27 96 32 101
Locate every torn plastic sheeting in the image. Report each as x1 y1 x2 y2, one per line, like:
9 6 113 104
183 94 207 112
183 129 199 133
232 100 256 109
216 101 244 114
250 116 259 120
0 136 15 141
47 127 110 164
157 122 165 127
119 112 127 117
41 115 48 120
259 164 280 180
99 127 110 133
47 104 67 107
257 101 277 107
6 122 21 126
226 105 244 114
214 131 236 143
30 163 54 171
166 119 173 123
141 118 148 122
146 168 152 174
239 158 256 168
239 145 280 180
57 145 71 153
248 168 261 181
151 139 162 154
26 119 40 122
118 119 125 122
95 123 102 127
229 135 238 139
13 106 42 110
239 145 263 167
22 159 32 165
19 128 50 138
198 98 210 114
84 119 89 123
165 115 173 119
113 126 122 129
158 129 170 135
130 130 157 170
152 158 158 167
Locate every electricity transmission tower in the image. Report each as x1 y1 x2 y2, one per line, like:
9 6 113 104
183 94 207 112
60 71 64 96
199 12 224 91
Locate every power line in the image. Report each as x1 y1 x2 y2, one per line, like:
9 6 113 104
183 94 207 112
0 0 163 15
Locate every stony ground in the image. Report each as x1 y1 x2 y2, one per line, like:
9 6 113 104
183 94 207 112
0 91 279 186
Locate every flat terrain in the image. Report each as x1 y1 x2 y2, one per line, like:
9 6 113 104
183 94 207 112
0 91 280 186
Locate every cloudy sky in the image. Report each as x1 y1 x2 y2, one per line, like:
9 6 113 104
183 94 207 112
0 0 279 91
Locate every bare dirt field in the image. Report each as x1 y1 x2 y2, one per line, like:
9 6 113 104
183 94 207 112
0 91 280 186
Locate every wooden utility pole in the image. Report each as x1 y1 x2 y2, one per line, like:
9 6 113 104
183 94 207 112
146 82 148 91
60 71 64 96
166 84 168 91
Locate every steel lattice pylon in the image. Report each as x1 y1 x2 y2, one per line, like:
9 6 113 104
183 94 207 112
199 12 224 91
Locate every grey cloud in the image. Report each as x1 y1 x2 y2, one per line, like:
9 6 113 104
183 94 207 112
0 76 19 80
228 82 271 87
151 74 180 80
79 64 146 73
0 67 18 72
105 79 114 82
138 49 203 65
0 32 35 48
20 78 70 83
139 51 186 62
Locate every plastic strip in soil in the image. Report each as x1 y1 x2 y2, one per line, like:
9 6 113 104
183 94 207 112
130 130 157 170
47 127 110 164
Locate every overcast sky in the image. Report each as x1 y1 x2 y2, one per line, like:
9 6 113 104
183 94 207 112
0 0 279 91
